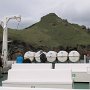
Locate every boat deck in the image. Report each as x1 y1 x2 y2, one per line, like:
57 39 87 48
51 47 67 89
0 73 90 89
1 63 90 89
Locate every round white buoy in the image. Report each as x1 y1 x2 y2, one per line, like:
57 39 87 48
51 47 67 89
24 51 35 62
69 50 80 62
46 51 57 62
35 50 46 62
57 51 68 62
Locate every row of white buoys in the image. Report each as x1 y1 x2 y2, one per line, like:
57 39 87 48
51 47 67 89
24 50 80 63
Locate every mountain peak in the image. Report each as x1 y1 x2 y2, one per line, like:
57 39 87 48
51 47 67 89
40 13 62 24
45 13 58 17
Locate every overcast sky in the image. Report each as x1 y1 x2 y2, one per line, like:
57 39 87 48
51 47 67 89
0 0 90 29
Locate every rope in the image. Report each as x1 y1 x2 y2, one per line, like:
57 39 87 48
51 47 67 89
17 22 20 30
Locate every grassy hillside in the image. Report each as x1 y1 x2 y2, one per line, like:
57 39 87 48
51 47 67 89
0 13 90 51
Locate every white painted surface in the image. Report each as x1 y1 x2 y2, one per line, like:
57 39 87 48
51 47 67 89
11 63 52 69
55 63 88 72
0 87 80 90
2 69 72 88
55 63 90 82
87 67 90 74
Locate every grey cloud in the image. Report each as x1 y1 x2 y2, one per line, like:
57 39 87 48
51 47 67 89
0 0 90 28
55 0 90 27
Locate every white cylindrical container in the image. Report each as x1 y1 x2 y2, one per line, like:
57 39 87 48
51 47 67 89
69 50 80 62
35 50 46 62
24 51 35 62
57 51 68 62
46 51 57 62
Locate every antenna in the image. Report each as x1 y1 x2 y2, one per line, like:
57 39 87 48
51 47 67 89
15 15 21 30
17 21 20 30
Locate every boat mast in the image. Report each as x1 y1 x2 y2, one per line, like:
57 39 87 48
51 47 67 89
0 15 21 68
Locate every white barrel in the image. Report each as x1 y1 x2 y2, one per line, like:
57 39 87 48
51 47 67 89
35 51 46 62
24 51 35 62
46 51 57 62
57 51 68 62
69 50 80 62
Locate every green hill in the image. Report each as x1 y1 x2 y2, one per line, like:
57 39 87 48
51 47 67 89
0 13 90 52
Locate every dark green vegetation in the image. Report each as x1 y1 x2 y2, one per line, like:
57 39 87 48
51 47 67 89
0 13 90 59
